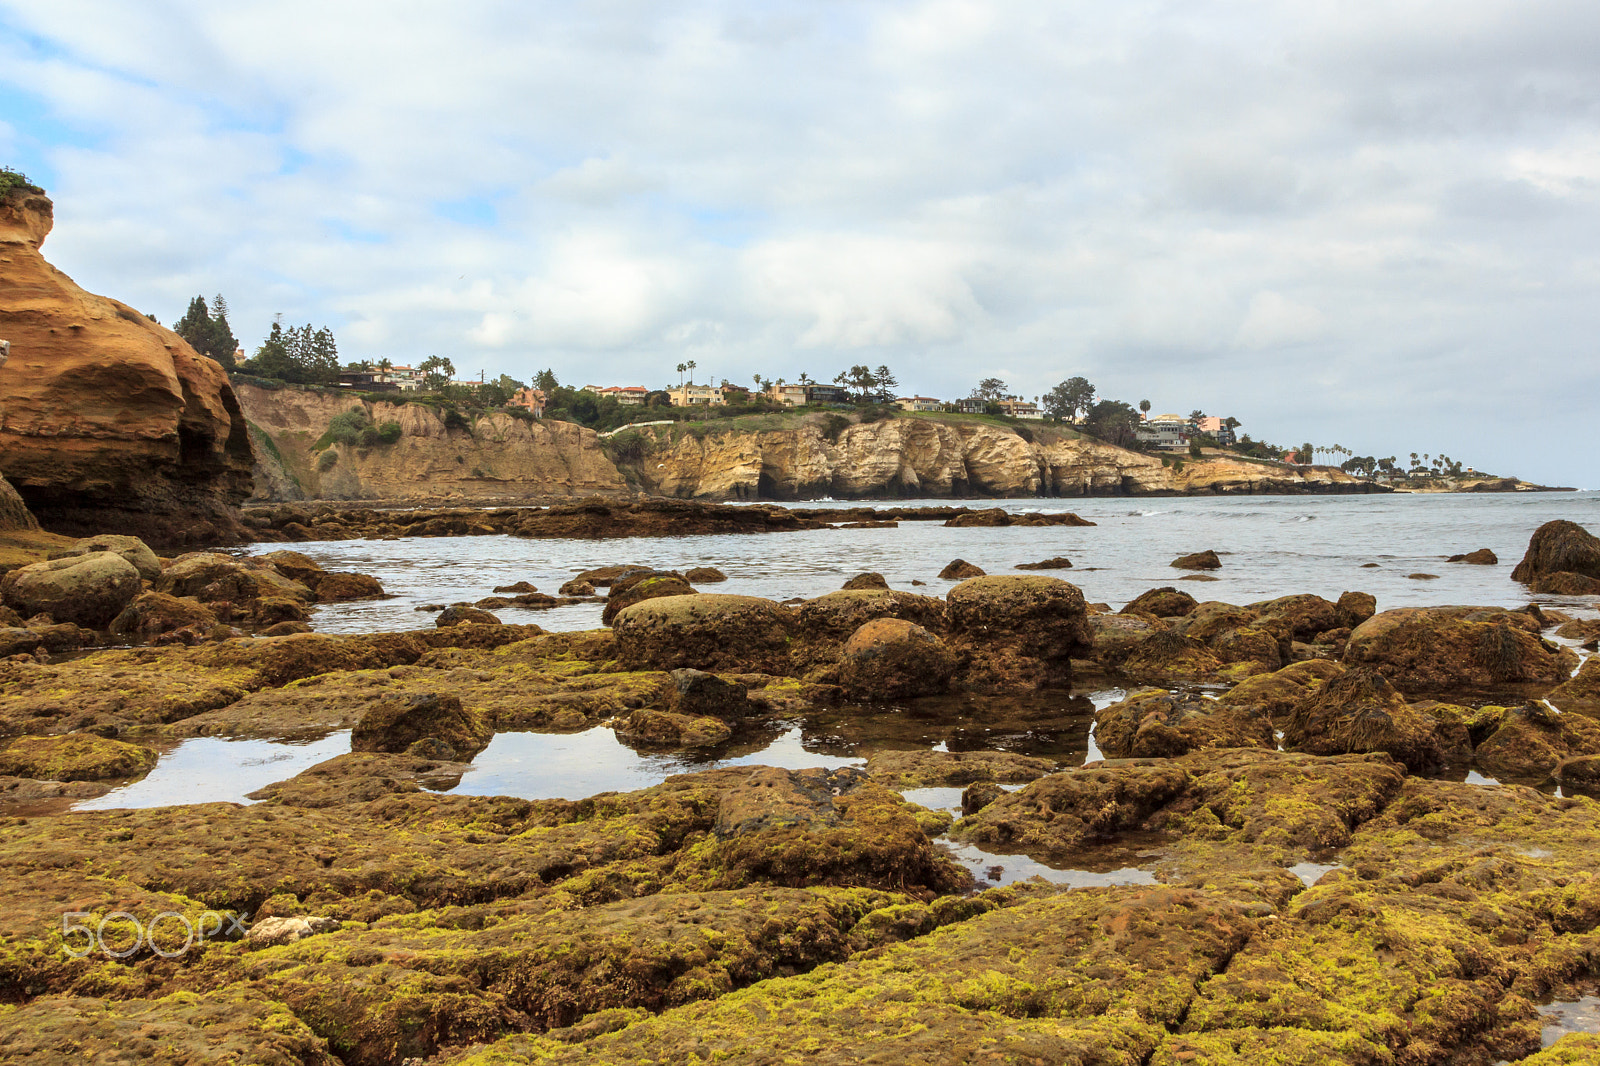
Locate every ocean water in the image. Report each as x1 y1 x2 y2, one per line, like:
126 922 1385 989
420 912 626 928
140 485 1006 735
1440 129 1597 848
266 490 1600 635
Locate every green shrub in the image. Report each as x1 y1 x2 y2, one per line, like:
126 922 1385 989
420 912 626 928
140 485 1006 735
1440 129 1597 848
443 408 471 431
1189 440 1203 459
317 449 339 472
325 408 372 447
604 431 651 464
819 414 852 443
0 167 42 198
359 420 403 447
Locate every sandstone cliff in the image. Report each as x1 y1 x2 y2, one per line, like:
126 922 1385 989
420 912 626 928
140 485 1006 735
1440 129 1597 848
235 382 628 502
627 418 1379 499
0 189 254 545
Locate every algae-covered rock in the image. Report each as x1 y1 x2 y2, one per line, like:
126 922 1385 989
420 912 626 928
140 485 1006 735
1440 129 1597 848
1171 549 1221 570
937 558 985 580
0 551 141 628
248 751 472 806
668 668 751 718
1336 589 1378 628
351 692 494 759
1015 556 1073 570
449 884 1252 1066
841 571 889 590
952 761 1191 856
792 589 948 655
1168 748 1406 853
1532 571 1600 594
108 591 218 642
1122 586 1199 618
1512 519 1600 583
1245 593 1342 642
1472 702 1600 781
1547 657 1600 716
613 594 794 673
837 617 955 700
601 570 696 626
618 707 732 748
0 992 338 1066
310 571 386 602
1218 658 1345 719
1344 606 1578 694
683 566 727 583
156 552 312 604
1116 628 1225 683
946 575 1090 692
1281 668 1446 772
0 732 157 781
864 749 1057 788
437 605 500 627
1449 548 1499 565
702 766 970 895
1094 689 1274 759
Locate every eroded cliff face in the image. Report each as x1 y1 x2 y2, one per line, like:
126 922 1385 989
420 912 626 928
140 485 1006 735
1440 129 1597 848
0 190 254 545
630 419 1378 499
235 383 628 502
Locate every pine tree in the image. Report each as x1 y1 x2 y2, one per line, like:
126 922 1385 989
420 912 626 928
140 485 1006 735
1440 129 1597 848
210 295 238 368
173 296 212 356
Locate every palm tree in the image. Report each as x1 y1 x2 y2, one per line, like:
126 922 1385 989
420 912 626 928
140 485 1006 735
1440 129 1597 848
677 362 687 389
686 359 697 385
1139 399 1151 419
376 357 392 380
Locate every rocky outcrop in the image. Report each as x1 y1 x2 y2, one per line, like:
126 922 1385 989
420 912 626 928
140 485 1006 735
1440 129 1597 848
0 189 253 545
235 382 626 502
626 418 1386 500
1511 519 1600 584
0 472 37 532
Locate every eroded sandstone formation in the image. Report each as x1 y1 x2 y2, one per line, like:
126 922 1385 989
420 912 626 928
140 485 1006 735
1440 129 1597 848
0 189 254 545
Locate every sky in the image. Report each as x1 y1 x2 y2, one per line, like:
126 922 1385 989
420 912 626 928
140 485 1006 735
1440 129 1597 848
2 0 1597 487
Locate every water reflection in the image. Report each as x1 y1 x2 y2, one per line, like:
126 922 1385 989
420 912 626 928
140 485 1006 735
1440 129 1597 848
76 732 351 811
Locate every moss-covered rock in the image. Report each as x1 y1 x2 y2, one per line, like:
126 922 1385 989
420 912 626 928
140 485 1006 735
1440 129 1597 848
1122 586 1199 618
952 761 1191 857
108 591 218 642
613 595 794 674
351 692 494 759
1473 703 1600 782
1344 607 1578 695
837 617 955 700
1512 519 1600 584
946 575 1090 692
1095 689 1274 759
1281 668 1446 772
601 570 696 626
864 749 1057 788
0 732 156 781
0 552 142 629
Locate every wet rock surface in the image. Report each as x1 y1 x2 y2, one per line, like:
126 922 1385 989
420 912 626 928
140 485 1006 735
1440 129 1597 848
0 525 1597 1066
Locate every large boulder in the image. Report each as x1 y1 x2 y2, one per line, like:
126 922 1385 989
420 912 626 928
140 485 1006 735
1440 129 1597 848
614 594 794 674
1511 520 1600 584
1121 587 1198 618
1218 659 1346 719
1245 593 1342 642
0 733 157 781
1281 668 1445 772
1530 572 1600 595
1344 607 1579 694
837 618 956 700
602 570 696 626
793 589 948 648
51 535 161 581
0 188 254 546
309 572 386 602
841 572 889 591
1335 591 1378 629
0 551 141 628
945 575 1091 691
350 693 494 759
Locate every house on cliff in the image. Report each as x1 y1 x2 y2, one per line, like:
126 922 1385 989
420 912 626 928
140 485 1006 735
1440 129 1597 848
896 395 943 412
509 387 546 416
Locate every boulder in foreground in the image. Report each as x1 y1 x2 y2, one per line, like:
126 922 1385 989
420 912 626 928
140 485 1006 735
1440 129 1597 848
350 692 494 759
0 551 142 628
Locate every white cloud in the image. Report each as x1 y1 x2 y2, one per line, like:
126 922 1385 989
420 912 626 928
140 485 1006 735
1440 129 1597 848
1 0 1597 484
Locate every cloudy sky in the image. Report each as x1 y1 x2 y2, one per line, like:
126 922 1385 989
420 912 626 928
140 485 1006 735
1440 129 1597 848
3 0 1597 485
